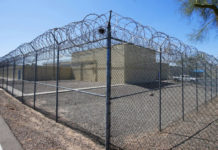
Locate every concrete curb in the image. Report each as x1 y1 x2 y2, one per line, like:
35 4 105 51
0 116 23 150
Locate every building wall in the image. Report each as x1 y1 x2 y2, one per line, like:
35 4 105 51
124 44 158 84
71 44 125 84
4 66 23 80
2 44 169 84
158 63 169 80
71 44 169 84
5 65 72 81
25 66 72 81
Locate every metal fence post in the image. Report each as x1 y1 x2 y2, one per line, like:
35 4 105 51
211 65 212 100
216 66 217 96
55 43 60 122
6 60 9 91
33 52 38 109
12 59 16 96
195 61 198 111
205 63 207 103
159 47 162 131
1 63 3 88
53 49 56 80
21 56 25 103
106 10 112 150
2 64 4 88
0 65 1 88
181 54 184 120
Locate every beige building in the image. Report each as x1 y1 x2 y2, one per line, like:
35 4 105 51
4 44 169 84
71 44 169 84
6 64 72 81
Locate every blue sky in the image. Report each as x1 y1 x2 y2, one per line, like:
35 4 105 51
0 0 217 57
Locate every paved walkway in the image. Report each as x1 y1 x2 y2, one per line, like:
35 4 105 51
0 116 23 150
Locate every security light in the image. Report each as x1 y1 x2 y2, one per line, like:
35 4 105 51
98 27 105 34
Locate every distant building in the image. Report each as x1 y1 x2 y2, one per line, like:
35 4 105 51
71 44 169 84
7 44 169 83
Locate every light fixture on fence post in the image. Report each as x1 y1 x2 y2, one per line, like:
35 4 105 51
98 27 106 35
106 10 112 150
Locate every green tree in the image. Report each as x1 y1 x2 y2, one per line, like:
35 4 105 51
178 0 218 41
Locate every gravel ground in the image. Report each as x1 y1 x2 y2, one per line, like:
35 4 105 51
11 80 106 94
0 89 104 150
116 97 218 149
22 81 215 148
2 79 218 149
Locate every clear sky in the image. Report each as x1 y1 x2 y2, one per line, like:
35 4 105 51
0 0 217 57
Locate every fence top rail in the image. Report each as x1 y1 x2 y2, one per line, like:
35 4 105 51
0 11 217 64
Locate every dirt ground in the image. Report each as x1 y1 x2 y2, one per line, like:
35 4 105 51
0 89 104 150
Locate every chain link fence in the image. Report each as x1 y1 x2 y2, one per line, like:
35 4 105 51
0 11 217 150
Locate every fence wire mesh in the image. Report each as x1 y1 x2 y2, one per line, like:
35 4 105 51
0 11 217 150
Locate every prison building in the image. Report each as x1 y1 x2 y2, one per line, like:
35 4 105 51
5 44 169 84
6 64 72 81
71 43 169 84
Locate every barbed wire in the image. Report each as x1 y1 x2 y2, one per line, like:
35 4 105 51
0 11 217 65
